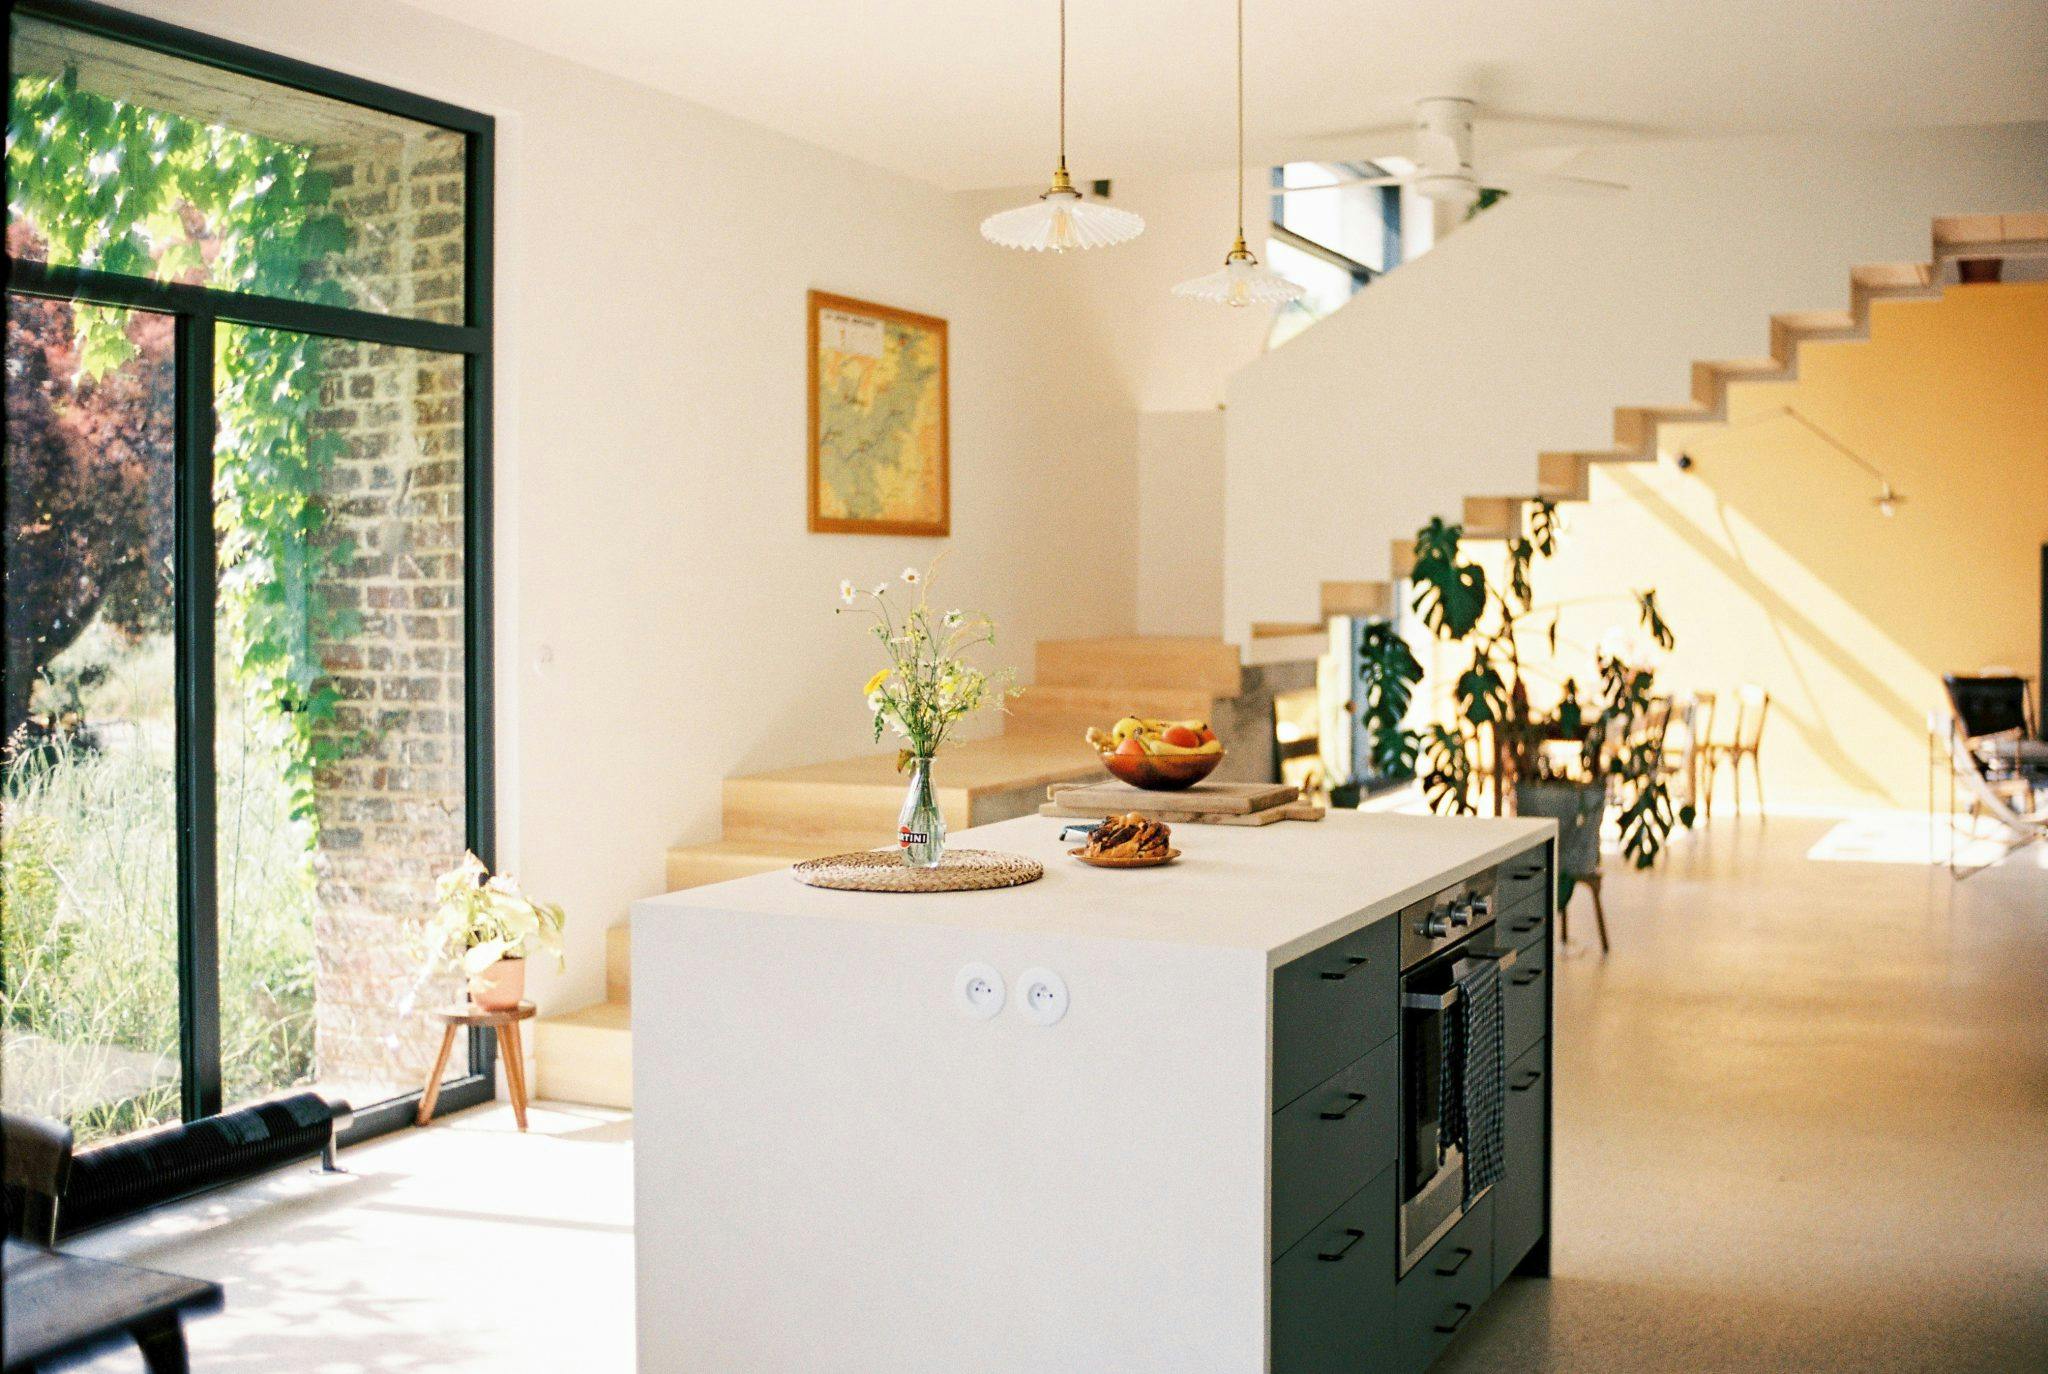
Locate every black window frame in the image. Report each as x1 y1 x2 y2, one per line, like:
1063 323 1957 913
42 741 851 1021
3 0 496 1163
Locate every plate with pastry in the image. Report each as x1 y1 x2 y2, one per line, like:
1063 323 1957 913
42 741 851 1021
1069 812 1180 868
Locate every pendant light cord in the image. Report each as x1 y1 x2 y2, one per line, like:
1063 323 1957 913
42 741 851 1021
1235 0 1244 239
1057 0 1067 174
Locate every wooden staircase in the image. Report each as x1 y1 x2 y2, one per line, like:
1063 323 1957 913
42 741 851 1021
1357 215 2048 584
531 635 1251 1108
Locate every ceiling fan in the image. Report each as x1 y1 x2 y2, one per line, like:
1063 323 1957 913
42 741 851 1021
1278 96 1629 204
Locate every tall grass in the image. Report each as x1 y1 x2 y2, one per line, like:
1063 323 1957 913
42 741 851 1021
1 631 319 1144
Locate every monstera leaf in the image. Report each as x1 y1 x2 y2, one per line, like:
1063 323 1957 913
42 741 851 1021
1357 619 1423 781
1409 517 1487 638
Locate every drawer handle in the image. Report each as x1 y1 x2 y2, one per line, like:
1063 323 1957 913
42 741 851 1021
1319 1091 1369 1122
1434 1245 1473 1277
1433 1301 1474 1335
1508 917 1541 934
1510 1069 1543 1092
1317 1227 1367 1263
1510 968 1543 986
1319 955 1371 981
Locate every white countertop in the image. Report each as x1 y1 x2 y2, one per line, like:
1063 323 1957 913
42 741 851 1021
640 809 1554 966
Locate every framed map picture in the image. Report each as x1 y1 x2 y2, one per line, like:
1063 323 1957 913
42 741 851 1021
808 290 950 536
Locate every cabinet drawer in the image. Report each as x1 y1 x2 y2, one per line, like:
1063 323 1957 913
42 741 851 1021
1273 917 1398 1108
1494 1039 1548 1280
1495 848 1551 918
1272 1163 1400 1374
1503 935 1548 1065
1272 1037 1399 1257
1494 890 1548 953
1395 1190 1493 1370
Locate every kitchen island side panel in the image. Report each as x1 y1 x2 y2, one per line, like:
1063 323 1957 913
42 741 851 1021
633 901 1275 1373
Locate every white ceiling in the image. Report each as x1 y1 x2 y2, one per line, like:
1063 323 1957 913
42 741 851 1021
404 0 2048 189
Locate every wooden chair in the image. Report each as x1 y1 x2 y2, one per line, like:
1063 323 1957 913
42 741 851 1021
2 1111 74 1246
1663 690 1715 810
1703 686 1769 816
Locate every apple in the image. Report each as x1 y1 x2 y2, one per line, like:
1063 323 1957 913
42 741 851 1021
1115 735 1146 757
1162 725 1201 748
1198 727 1217 744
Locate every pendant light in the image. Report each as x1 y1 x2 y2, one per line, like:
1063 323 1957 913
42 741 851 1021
980 0 1144 252
1173 0 1304 305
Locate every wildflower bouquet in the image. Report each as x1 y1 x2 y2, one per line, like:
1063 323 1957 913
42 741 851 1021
836 564 1016 763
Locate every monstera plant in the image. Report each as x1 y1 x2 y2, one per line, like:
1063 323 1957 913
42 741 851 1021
1395 500 1693 890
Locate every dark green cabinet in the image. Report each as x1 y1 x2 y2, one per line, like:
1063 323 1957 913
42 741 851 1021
1272 1165 1401 1374
1494 1040 1548 1277
1273 1036 1399 1257
1394 1191 1494 1370
1273 915 1399 1107
1502 935 1548 1065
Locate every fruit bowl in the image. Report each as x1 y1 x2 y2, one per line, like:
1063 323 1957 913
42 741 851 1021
1099 748 1225 791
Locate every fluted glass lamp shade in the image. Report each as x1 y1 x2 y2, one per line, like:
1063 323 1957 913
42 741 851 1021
981 171 1145 252
1174 237 1305 306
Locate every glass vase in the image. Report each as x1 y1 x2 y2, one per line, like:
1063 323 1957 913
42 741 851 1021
898 756 945 869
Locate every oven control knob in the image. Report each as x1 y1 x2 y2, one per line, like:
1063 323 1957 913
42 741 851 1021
1471 893 1493 919
1447 898 1472 929
1418 912 1450 939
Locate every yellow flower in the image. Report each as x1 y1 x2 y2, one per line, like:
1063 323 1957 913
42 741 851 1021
863 669 891 696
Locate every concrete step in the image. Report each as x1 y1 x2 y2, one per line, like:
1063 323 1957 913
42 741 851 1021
720 731 1099 849
1319 580 1391 620
665 837 839 891
532 999 632 1109
1034 636 1242 696
1003 683 1218 735
606 924 629 1004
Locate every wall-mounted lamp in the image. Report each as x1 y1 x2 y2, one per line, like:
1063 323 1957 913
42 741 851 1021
1673 406 1905 518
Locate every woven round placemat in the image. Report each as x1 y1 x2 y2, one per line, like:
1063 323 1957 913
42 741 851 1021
790 848 1044 893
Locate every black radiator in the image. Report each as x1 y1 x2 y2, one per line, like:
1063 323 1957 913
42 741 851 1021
59 1092 351 1237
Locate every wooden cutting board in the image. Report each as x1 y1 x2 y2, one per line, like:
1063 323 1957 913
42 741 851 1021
1045 779 1298 815
1039 798 1324 827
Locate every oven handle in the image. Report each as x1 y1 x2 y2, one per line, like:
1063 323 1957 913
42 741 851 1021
1400 946 1517 1012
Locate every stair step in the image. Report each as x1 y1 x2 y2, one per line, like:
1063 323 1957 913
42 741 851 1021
1034 637 1242 695
1536 451 1591 501
1251 620 1327 640
606 924 629 1003
1004 683 1217 734
1320 580 1391 620
1769 309 1860 364
1933 213 2048 250
1390 537 1417 580
1612 403 1712 454
665 837 835 891
1691 357 1784 407
532 999 632 1109
720 731 1098 849
1461 496 1529 541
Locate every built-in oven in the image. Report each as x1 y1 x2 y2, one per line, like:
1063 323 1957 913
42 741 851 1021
1396 869 1515 1275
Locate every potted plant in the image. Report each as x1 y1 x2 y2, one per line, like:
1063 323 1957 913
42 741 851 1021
1398 501 1693 897
836 563 1016 868
429 853 566 1010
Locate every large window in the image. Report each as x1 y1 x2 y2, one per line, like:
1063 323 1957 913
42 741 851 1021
3 0 493 1178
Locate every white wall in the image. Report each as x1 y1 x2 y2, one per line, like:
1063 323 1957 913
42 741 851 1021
1221 123 2048 645
1135 409 1226 635
123 0 1140 1017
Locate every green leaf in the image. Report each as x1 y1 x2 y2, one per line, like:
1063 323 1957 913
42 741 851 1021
1409 517 1487 638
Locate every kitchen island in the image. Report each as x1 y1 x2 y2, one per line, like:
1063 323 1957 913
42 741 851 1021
633 809 1556 1373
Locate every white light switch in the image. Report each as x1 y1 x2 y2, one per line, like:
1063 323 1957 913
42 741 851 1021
954 963 1005 1019
1016 968 1068 1025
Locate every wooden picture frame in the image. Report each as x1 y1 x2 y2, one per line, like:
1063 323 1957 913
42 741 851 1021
807 290 950 537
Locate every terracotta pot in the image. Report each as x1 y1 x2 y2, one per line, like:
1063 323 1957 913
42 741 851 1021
471 956 526 1010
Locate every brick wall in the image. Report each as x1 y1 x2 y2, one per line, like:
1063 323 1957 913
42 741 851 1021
305 128 472 1097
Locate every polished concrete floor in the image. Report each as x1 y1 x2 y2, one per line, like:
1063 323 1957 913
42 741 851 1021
68 814 2047 1372
1440 814 2048 1373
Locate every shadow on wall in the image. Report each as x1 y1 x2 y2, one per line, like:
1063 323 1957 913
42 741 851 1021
1518 282 2048 809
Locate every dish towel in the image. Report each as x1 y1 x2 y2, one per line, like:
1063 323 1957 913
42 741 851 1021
1456 958 1506 1203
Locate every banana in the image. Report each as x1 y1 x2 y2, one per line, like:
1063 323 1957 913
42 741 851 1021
1111 716 1147 743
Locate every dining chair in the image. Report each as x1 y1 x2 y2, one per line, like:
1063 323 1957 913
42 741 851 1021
1703 686 1769 817
1667 690 1715 812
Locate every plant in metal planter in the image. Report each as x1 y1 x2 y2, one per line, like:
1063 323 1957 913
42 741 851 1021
1406 502 1692 892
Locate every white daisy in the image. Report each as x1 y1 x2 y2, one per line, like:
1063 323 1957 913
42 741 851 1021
872 583 888 597
900 566 921 585
839 579 856 604
943 609 963 628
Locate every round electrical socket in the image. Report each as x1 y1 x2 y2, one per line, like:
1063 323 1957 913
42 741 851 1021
954 963 1005 1020
1016 967 1068 1025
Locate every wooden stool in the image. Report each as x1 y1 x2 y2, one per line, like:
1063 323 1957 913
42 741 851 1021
417 1001 536 1131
